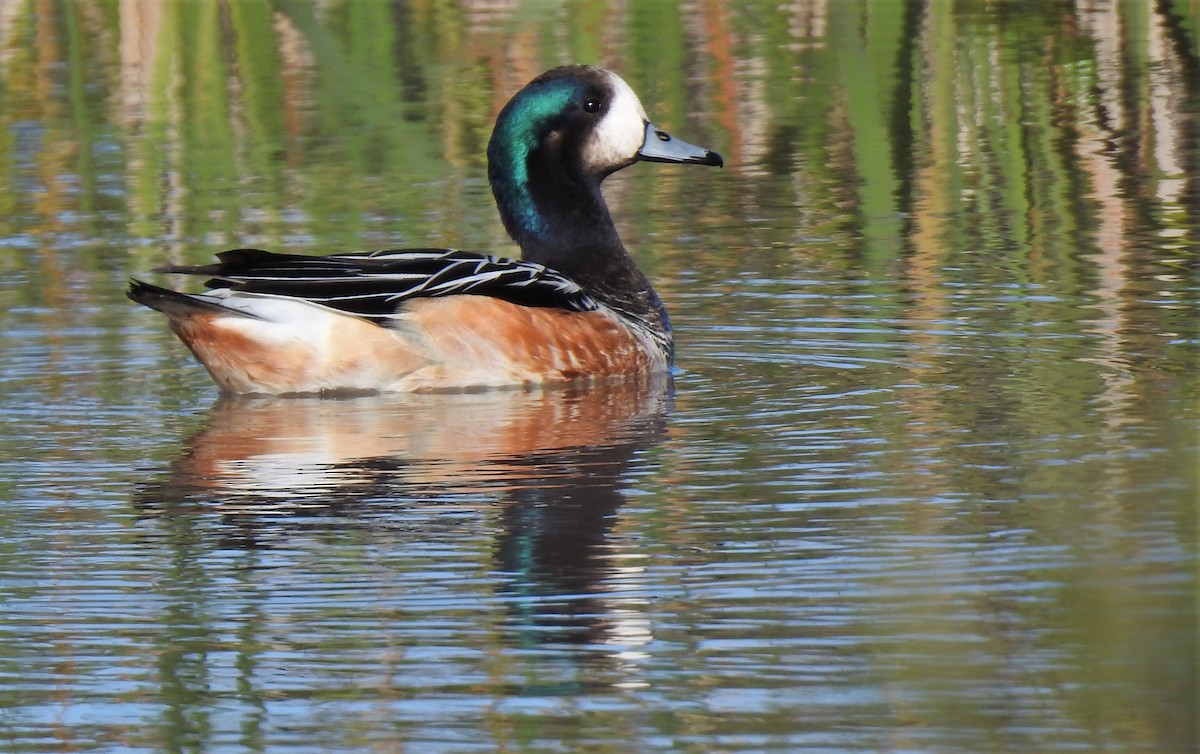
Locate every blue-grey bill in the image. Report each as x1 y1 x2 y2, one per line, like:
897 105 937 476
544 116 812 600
638 122 723 167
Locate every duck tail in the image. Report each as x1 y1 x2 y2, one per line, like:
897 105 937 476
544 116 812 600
127 279 246 319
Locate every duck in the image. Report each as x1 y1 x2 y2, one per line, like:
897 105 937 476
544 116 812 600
128 65 723 394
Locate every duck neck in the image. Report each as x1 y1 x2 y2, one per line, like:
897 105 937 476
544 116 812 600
493 152 622 269
488 141 671 352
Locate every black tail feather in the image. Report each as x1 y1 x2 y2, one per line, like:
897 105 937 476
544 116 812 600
151 248 279 276
127 279 253 318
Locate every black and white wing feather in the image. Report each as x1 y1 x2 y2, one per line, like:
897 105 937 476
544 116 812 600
156 248 599 323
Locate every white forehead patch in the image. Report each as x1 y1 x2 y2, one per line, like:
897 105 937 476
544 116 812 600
582 70 651 172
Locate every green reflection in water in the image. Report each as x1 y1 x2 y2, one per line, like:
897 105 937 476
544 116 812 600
0 1 1195 752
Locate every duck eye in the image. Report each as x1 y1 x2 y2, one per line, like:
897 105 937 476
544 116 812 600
582 98 603 114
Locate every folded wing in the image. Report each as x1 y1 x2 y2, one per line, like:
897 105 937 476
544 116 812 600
157 248 599 322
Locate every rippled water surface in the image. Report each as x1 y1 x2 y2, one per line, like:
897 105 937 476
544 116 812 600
1 2 1197 752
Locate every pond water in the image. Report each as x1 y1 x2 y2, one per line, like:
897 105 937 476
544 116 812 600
1 1 1197 752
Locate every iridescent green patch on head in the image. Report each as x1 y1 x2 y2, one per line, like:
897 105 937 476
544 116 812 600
487 77 585 238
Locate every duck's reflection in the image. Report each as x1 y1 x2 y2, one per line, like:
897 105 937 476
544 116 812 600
136 376 671 673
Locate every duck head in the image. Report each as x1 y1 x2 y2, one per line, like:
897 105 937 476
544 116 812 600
487 66 722 264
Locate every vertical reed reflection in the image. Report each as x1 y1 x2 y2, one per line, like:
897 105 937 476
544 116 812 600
0 0 1195 750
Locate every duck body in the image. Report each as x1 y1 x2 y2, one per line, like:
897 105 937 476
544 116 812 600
128 249 665 393
128 66 722 394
